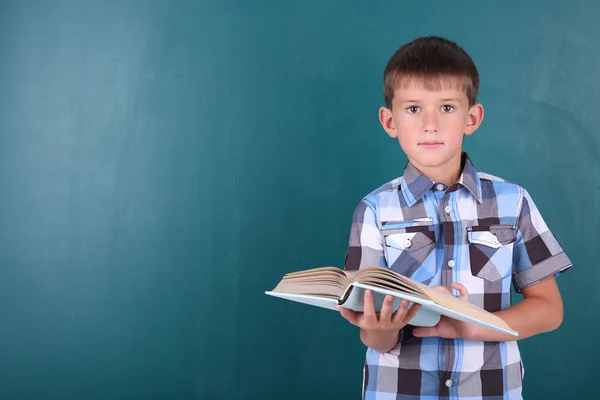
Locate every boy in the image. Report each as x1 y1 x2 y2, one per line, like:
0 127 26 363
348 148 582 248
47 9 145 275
338 36 572 400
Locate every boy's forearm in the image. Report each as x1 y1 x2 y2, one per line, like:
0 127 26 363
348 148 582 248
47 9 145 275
360 328 399 353
468 295 563 342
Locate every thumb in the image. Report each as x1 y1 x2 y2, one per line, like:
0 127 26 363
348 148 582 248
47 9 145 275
450 283 469 301
337 305 359 325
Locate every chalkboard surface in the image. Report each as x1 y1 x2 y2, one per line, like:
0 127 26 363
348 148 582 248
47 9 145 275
0 1 596 398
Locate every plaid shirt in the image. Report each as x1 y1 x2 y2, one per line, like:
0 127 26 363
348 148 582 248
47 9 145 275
344 153 572 400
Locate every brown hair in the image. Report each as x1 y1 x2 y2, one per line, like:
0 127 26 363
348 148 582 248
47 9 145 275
383 36 480 108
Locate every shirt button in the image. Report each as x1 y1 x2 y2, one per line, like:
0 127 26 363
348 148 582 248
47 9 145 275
444 205 452 214
404 238 412 248
445 379 453 387
448 260 455 268
436 184 444 191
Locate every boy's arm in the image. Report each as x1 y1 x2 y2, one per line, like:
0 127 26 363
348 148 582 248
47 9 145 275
413 276 564 341
342 200 412 353
493 187 570 340
415 187 571 341
470 276 563 341
344 200 385 272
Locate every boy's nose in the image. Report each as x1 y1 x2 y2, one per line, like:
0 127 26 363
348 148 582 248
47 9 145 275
423 113 439 132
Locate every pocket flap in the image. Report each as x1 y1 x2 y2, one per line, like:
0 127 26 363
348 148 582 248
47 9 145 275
467 230 502 248
467 224 516 248
385 232 433 252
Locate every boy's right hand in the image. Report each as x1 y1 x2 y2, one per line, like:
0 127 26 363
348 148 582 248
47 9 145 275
337 289 421 353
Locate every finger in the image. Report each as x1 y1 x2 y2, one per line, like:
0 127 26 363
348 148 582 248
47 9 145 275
379 295 395 322
362 290 377 324
402 302 422 325
412 326 437 337
337 305 360 326
434 284 468 301
451 283 469 301
391 299 410 324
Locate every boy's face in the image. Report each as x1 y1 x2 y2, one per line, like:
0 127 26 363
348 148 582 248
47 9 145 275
379 78 484 180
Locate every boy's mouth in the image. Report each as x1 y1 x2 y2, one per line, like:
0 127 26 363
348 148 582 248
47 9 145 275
419 141 443 149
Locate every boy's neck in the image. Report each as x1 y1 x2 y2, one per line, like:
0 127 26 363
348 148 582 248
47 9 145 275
409 154 464 187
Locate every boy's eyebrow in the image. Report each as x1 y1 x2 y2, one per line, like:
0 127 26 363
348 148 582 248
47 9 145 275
440 98 463 102
397 98 463 103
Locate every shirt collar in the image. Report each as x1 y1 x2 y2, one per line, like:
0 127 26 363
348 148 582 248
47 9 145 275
400 152 482 206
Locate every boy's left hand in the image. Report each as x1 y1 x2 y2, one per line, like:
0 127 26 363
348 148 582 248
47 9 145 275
412 283 478 340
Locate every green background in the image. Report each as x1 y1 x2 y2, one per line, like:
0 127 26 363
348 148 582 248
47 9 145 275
0 1 597 398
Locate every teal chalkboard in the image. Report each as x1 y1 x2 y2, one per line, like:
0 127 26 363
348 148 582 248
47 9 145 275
0 1 597 398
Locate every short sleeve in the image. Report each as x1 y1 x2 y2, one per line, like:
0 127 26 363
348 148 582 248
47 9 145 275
512 188 572 292
344 200 386 271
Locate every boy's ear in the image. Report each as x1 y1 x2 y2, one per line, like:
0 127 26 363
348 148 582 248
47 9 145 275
379 106 397 138
464 103 484 136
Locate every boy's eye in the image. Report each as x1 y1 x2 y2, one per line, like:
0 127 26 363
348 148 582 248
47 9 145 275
441 105 455 112
406 106 420 114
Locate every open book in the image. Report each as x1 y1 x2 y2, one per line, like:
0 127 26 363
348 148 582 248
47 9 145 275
265 266 517 337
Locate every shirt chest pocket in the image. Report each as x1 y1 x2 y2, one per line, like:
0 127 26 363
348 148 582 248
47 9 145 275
382 218 436 280
467 224 516 283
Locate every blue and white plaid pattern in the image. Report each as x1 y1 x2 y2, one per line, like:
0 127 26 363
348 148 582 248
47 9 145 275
344 153 572 400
